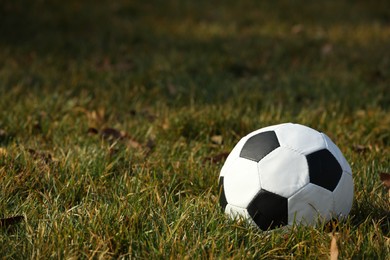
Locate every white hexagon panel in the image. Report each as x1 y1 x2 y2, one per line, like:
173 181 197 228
288 183 333 226
258 147 309 198
223 157 261 209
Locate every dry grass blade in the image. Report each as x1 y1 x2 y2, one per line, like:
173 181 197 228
0 215 25 228
379 172 390 189
0 147 7 156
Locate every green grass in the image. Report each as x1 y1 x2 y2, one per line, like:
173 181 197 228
0 0 389 258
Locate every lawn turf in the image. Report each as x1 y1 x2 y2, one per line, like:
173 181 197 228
0 0 389 258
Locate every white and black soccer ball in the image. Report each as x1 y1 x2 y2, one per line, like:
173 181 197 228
219 123 353 230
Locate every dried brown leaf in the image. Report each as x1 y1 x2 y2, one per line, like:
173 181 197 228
211 135 223 145
291 24 304 34
87 127 99 135
352 144 371 153
96 56 112 71
203 152 229 164
127 139 142 149
32 120 42 132
28 148 53 164
330 234 339 260
129 108 156 122
141 109 157 122
96 57 134 72
168 83 178 96
115 58 134 71
0 129 7 138
129 109 137 116
108 147 120 157
321 43 333 56
0 215 24 228
379 172 390 189
101 127 124 141
146 139 156 150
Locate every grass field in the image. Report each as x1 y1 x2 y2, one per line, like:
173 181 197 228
0 0 389 258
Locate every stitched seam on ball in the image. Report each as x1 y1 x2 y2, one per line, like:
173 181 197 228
257 146 283 190
225 157 261 209
321 133 352 176
281 146 310 198
288 182 310 201
274 123 288 132
227 201 249 209
282 145 305 156
320 133 330 150
344 170 352 176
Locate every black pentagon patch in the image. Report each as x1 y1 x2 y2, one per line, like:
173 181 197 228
240 131 280 162
219 177 227 212
306 149 342 192
247 189 288 230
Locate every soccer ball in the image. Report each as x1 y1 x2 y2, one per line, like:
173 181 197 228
219 123 353 230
